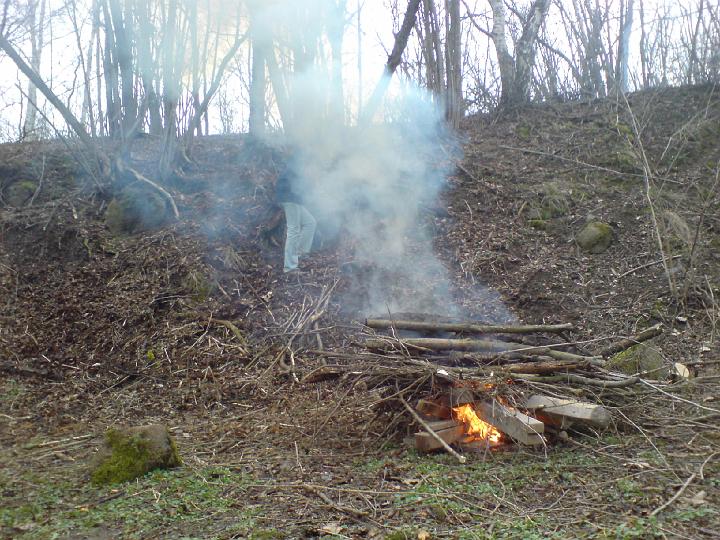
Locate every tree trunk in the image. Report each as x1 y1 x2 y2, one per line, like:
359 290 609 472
486 0 515 105
614 0 634 92
22 0 47 140
444 0 462 126
249 31 267 136
159 0 179 179
102 0 120 137
361 0 422 124
134 0 163 136
328 0 347 126
511 0 551 104
108 0 137 135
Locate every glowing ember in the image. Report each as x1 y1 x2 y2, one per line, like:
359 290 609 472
453 404 502 444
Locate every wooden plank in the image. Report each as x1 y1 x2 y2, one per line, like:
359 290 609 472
425 419 461 431
525 395 611 430
416 399 451 420
414 425 465 452
476 401 544 446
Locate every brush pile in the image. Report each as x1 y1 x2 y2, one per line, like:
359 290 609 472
301 314 665 458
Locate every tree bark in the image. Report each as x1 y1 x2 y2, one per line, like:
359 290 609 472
487 0 515 105
511 0 551 103
22 0 47 140
361 0 422 124
444 0 462 126
365 319 574 334
614 0 634 92
249 8 268 137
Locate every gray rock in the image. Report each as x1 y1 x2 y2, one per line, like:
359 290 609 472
576 221 613 253
105 185 170 234
608 342 668 380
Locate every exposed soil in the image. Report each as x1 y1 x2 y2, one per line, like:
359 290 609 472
1 85 720 539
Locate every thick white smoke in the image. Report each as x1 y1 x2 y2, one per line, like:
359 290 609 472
276 61 455 315
252 1 511 319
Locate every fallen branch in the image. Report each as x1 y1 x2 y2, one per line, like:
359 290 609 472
650 473 696 517
365 319 574 335
366 337 601 364
118 162 180 219
599 324 663 357
210 318 246 345
511 373 640 388
302 485 369 518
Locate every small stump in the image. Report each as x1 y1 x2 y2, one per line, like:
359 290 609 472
91 424 182 486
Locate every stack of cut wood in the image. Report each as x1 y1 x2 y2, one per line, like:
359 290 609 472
411 394 610 456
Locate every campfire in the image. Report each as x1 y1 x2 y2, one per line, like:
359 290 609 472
410 387 546 455
359 315 660 461
453 404 502 445
303 313 661 462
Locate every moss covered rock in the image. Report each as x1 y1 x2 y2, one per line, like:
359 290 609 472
105 185 170 234
4 180 37 206
576 221 613 254
91 424 181 486
608 343 668 380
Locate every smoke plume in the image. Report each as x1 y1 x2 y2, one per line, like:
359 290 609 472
253 1 512 320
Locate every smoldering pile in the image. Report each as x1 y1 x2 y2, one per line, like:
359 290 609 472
300 313 664 459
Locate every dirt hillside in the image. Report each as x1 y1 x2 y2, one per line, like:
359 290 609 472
1 85 719 539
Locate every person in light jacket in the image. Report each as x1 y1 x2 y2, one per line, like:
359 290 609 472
275 167 316 273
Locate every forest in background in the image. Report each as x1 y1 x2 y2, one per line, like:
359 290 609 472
0 0 718 148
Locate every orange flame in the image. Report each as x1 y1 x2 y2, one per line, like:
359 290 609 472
453 404 502 444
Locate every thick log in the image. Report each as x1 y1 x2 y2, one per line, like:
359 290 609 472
366 319 574 334
524 395 611 430
511 373 640 388
401 397 466 462
425 419 462 431
366 337 528 353
476 401 544 446
414 425 465 452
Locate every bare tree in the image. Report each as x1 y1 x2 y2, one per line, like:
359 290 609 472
361 0 422 123
485 0 551 105
21 0 47 140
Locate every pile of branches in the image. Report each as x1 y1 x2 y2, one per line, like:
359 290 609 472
301 317 665 408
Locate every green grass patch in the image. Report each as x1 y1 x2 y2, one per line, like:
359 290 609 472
1 466 261 539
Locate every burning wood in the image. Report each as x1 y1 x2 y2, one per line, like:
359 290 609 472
476 401 545 446
414 424 466 452
416 399 452 420
452 404 502 444
412 398 541 453
306 315 661 458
